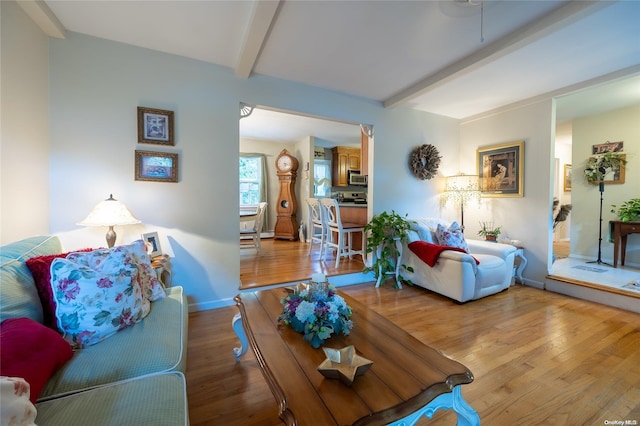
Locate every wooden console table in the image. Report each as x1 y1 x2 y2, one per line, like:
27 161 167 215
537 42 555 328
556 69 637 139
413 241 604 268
233 289 480 425
610 220 640 268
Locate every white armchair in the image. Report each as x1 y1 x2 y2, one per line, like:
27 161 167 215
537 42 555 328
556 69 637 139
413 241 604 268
400 218 516 302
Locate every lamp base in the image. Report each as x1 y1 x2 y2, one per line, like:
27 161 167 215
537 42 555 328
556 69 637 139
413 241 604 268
106 226 116 248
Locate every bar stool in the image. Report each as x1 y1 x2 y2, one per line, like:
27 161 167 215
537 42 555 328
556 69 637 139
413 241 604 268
306 198 327 258
320 198 365 268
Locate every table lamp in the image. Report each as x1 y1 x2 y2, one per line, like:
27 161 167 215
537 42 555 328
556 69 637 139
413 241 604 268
77 194 141 247
442 174 481 232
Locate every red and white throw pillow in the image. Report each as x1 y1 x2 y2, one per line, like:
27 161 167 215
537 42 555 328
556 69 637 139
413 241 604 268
435 221 470 253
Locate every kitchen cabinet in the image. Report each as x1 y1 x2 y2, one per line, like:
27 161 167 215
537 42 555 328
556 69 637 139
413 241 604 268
332 147 360 187
360 130 369 175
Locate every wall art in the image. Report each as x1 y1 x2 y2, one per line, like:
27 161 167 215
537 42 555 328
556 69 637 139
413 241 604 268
477 141 524 197
137 106 174 145
135 150 178 183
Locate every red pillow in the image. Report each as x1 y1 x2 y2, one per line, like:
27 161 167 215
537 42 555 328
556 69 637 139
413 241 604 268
409 241 479 267
0 318 73 403
26 249 93 330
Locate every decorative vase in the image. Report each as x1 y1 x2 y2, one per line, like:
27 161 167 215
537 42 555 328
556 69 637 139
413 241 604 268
486 235 497 242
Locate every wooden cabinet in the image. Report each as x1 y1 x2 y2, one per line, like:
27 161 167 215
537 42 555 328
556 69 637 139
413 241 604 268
360 130 369 175
332 147 360 187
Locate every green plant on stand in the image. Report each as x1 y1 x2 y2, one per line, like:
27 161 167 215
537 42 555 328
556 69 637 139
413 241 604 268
363 211 413 287
611 198 640 222
477 221 501 242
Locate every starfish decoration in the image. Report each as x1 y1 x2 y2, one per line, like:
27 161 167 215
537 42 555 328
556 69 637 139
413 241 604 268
317 345 373 386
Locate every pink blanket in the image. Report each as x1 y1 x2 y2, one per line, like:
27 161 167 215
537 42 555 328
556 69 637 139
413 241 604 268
408 241 479 267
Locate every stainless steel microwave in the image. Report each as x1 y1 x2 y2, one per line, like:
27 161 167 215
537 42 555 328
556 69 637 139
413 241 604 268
349 172 368 186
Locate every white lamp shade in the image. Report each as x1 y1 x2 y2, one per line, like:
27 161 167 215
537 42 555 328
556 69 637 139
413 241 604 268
77 194 141 227
443 174 481 205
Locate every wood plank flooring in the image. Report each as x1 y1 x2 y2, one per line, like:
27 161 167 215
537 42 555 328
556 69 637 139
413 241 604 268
186 240 640 425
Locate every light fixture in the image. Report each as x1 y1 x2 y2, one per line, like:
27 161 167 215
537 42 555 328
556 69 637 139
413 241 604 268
77 194 141 247
442 174 481 232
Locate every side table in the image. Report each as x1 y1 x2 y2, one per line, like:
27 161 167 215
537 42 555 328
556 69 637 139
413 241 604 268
375 237 403 288
151 254 172 288
512 245 527 284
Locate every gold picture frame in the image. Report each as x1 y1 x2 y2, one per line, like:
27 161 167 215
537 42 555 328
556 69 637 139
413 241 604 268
563 164 572 192
137 106 174 145
135 150 179 183
477 141 524 197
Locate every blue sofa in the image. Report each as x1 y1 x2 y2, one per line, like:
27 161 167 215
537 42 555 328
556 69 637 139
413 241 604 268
0 236 189 425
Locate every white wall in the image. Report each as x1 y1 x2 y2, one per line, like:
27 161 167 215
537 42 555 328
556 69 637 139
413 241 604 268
570 105 640 265
460 100 555 288
0 1 51 244
37 32 459 310
554 121 572 241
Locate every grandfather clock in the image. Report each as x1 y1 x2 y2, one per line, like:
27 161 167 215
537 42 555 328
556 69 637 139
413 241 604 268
274 149 299 240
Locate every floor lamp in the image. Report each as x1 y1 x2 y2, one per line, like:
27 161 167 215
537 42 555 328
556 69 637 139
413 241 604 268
443 174 481 233
587 181 611 266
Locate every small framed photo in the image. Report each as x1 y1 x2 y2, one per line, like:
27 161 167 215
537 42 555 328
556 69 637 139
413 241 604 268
135 150 178 182
138 106 174 145
563 164 572 192
477 141 524 197
142 232 162 257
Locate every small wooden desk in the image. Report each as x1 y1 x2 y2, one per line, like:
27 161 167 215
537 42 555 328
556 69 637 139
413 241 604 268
610 220 640 268
233 289 480 425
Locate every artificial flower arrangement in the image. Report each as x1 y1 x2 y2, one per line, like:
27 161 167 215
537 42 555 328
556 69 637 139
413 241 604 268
278 274 353 348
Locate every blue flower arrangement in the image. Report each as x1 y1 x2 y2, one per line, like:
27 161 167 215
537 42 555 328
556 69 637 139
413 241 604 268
278 277 353 348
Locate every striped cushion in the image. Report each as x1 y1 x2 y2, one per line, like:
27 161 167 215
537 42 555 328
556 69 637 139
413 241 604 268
0 236 63 323
35 372 188 426
40 286 187 400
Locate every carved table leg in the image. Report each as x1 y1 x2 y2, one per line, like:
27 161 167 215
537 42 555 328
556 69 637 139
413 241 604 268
232 312 248 361
387 385 480 426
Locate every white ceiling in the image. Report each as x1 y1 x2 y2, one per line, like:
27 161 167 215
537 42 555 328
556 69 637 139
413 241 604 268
23 0 640 145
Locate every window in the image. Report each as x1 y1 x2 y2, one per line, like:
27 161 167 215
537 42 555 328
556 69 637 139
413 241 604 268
314 160 331 197
240 154 265 206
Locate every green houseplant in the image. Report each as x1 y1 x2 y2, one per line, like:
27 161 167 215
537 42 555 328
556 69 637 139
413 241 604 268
363 211 413 286
477 221 501 242
611 198 640 222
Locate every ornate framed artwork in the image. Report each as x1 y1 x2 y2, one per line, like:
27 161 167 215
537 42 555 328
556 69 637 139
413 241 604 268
142 231 162 257
135 150 179 183
592 141 623 154
585 153 625 184
563 164 572 192
477 141 524 197
137 106 174 145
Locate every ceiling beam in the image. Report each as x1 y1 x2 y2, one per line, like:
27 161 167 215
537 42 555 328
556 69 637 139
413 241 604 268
235 0 282 78
16 0 66 39
383 0 611 109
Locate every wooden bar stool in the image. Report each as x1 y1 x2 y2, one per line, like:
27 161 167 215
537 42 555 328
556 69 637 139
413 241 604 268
320 198 365 268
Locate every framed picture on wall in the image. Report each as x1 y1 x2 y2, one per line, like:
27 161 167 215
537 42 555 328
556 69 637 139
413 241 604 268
563 164 572 192
477 141 524 197
135 150 179 182
592 141 623 154
137 106 174 145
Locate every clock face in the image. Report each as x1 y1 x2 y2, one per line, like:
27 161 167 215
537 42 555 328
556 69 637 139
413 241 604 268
277 155 292 172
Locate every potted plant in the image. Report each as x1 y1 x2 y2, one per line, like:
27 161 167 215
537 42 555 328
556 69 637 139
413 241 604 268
477 221 501 242
611 198 640 222
584 152 626 183
553 198 572 231
363 211 413 286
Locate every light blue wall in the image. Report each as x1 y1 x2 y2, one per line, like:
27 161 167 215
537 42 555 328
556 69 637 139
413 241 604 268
48 32 460 310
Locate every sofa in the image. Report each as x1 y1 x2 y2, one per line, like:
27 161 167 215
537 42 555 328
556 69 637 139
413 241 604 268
401 218 516 302
0 235 189 425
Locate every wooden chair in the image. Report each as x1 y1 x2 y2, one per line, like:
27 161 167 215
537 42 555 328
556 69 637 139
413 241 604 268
306 198 328 258
320 198 365 268
240 202 267 254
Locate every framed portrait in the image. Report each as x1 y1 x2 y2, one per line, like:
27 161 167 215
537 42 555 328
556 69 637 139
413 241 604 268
142 232 162 257
592 141 623 154
135 150 179 183
477 141 524 197
563 164 572 192
137 107 174 145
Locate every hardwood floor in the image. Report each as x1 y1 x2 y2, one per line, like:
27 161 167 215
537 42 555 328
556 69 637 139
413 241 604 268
187 240 640 425
240 238 366 289
186 284 640 425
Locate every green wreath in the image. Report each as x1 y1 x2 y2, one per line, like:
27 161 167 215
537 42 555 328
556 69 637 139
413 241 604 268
409 144 441 180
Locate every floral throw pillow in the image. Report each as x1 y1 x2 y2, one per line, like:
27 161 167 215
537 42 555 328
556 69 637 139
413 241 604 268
51 247 149 348
435 221 470 253
67 240 166 302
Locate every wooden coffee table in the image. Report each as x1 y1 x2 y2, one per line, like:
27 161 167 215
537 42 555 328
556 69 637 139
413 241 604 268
233 289 480 425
